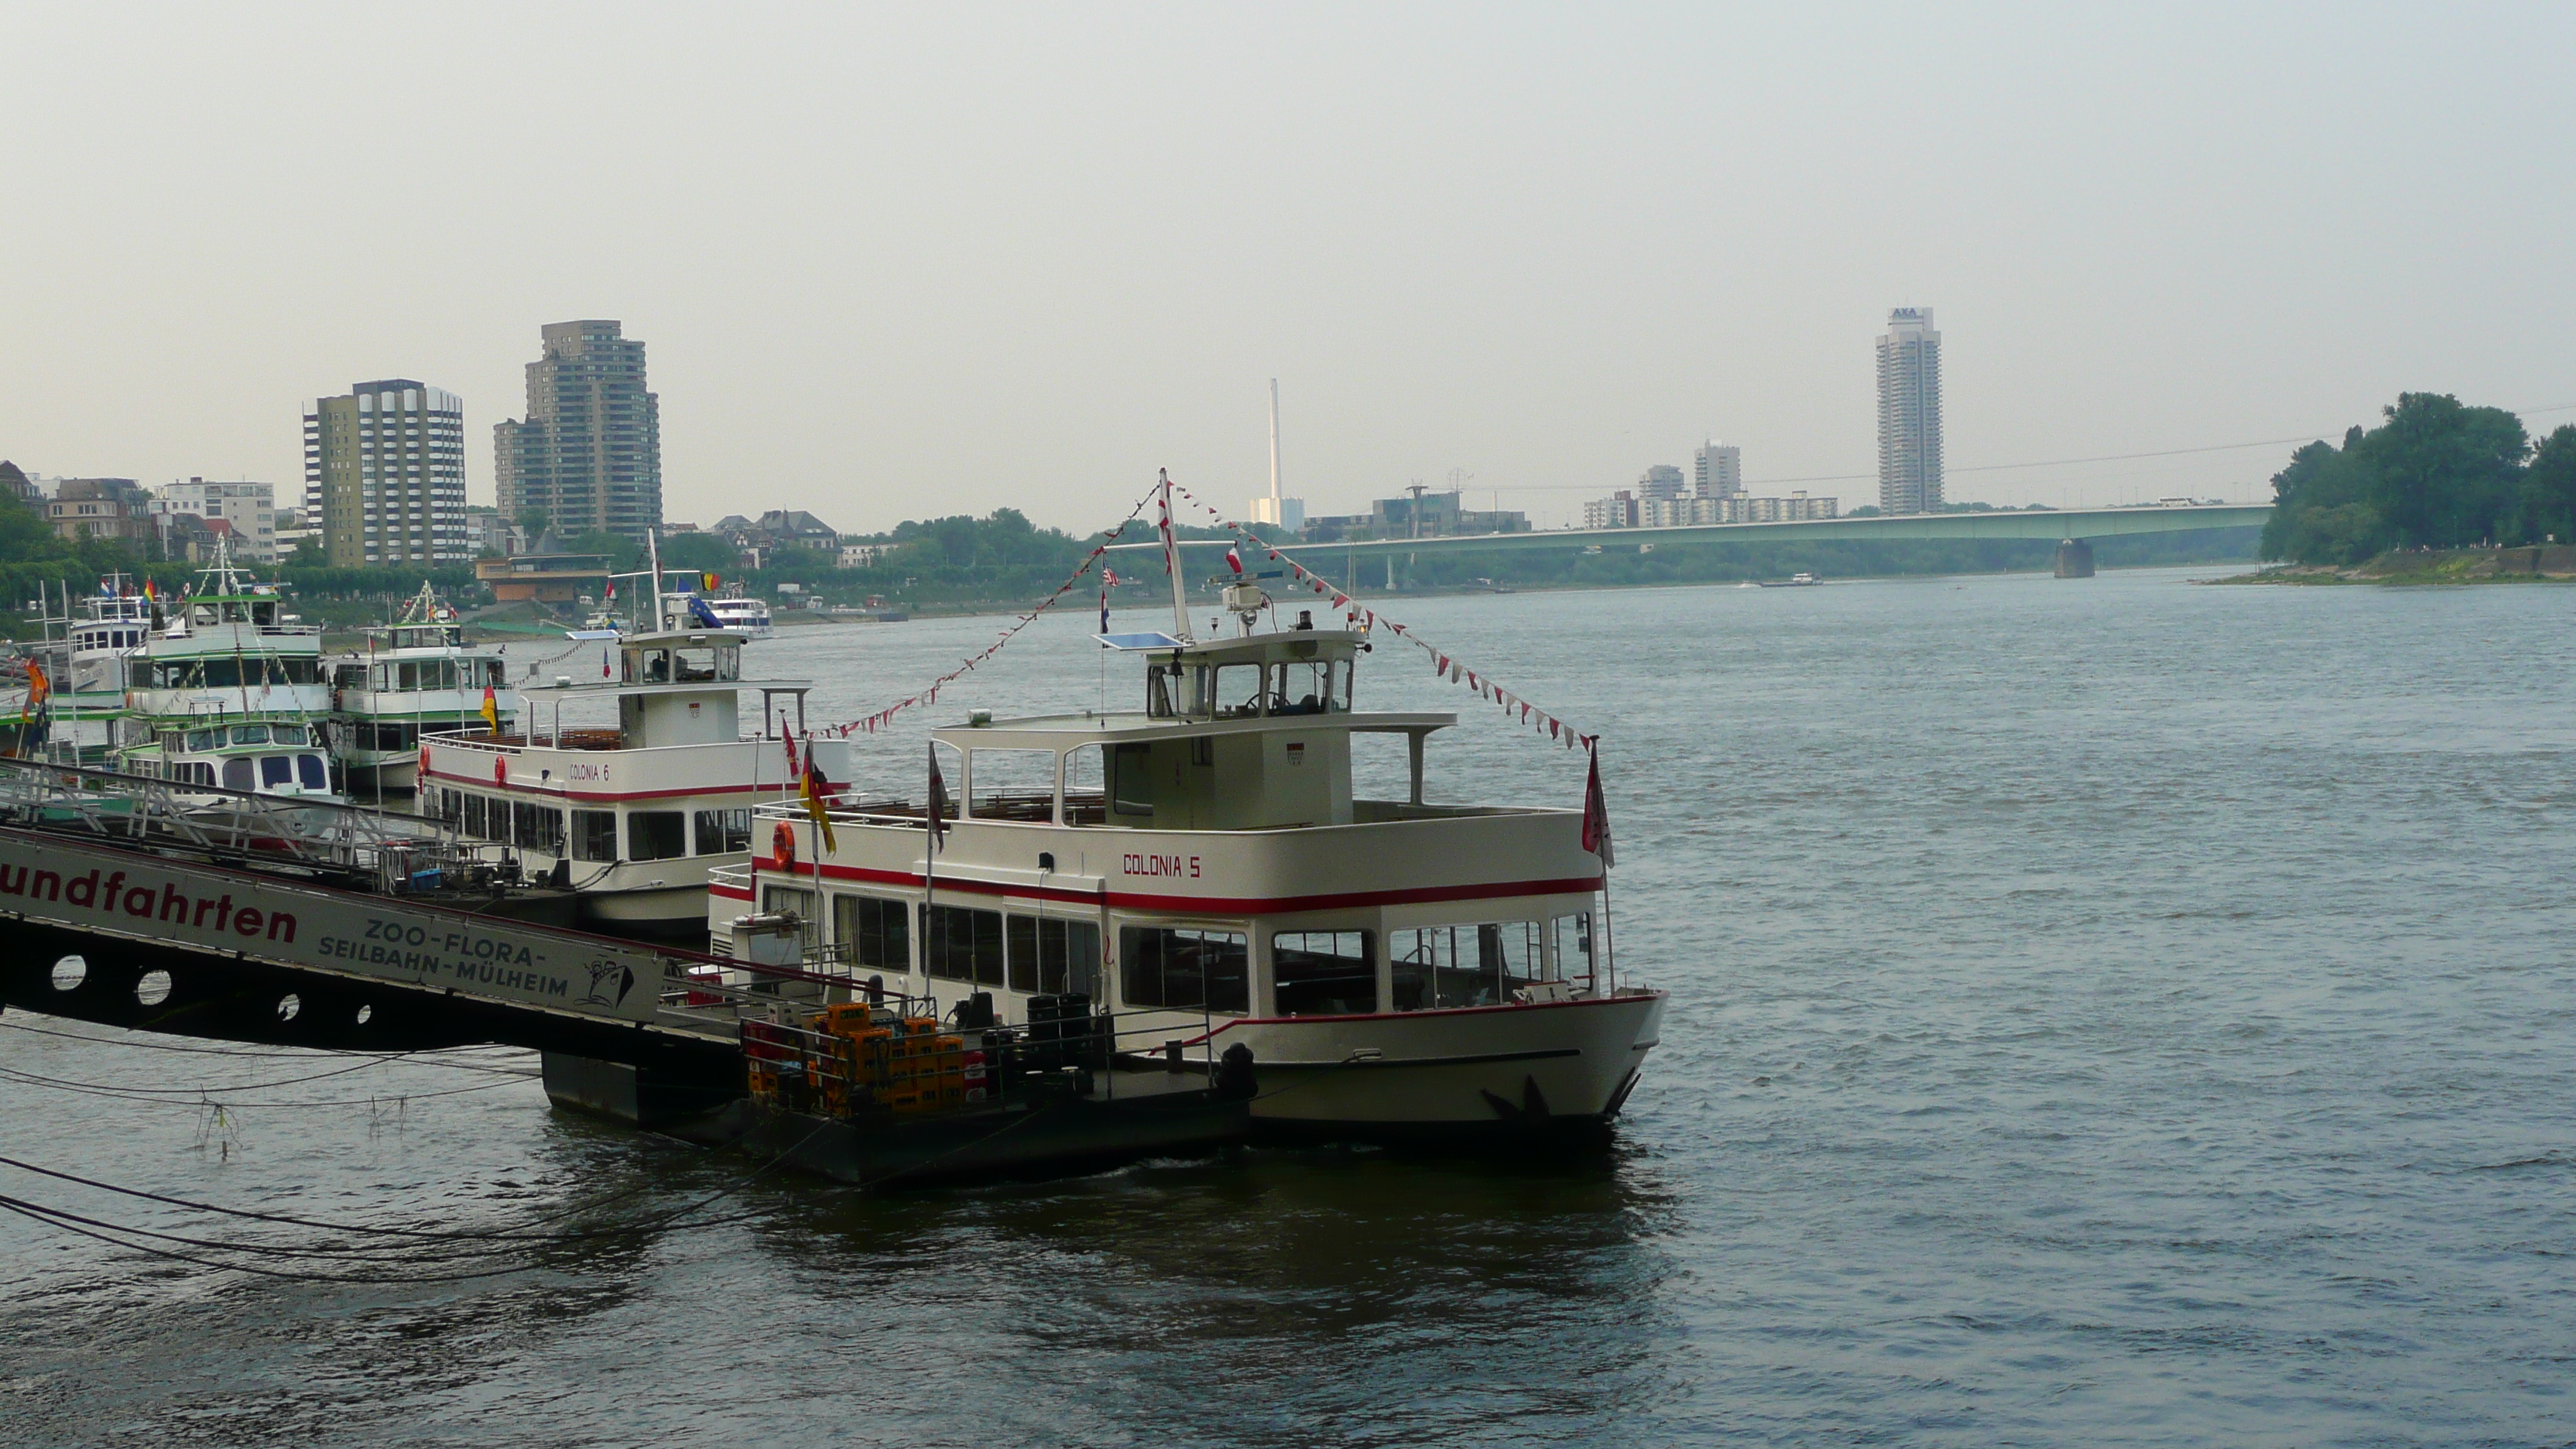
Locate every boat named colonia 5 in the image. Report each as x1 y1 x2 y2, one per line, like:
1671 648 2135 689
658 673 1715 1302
714 601 1662 1141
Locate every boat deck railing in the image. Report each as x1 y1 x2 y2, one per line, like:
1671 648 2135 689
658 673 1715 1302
0 754 499 886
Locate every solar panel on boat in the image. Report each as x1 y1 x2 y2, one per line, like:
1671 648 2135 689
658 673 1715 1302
1094 632 1187 650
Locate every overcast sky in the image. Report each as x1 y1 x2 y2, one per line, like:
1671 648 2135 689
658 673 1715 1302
4 5 2570 533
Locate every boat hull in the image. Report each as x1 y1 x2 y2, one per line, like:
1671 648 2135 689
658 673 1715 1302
1211 991 1664 1141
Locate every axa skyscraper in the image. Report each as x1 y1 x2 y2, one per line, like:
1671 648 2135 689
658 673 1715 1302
495 320 663 540
1875 307 1942 515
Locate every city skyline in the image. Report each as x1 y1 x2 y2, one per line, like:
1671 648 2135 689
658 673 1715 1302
3 9 2572 535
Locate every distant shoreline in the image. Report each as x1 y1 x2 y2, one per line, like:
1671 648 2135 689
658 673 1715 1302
2203 546 2576 586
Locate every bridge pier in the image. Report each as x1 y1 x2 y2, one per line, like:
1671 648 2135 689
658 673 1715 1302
2054 538 2095 578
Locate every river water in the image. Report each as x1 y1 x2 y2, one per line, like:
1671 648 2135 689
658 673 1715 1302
5 565 2573 1447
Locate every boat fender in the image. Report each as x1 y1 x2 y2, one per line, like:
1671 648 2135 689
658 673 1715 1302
772 820 796 866
1214 1042 1258 1101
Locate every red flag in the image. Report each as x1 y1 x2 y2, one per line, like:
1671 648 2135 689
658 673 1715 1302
1581 747 1614 867
1225 544 1243 576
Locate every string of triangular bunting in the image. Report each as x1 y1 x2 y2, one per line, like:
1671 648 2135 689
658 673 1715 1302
1165 480 1597 752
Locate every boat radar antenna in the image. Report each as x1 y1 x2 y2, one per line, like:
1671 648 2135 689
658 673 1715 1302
1159 468 1194 643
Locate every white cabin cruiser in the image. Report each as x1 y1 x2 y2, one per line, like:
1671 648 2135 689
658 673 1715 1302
714 621 1663 1142
418 624 846 939
19 578 155 768
327 589 514 794
114 550 340 805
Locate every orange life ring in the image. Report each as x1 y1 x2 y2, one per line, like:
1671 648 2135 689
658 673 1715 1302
773 820 796 865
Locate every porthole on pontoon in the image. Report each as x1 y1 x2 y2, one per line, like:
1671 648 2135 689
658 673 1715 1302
355 1004 373 1025
50 955 87 991
135 969 173 1006
277 993 301 1022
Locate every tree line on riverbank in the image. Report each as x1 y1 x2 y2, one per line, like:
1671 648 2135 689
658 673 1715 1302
2260 393 2576 565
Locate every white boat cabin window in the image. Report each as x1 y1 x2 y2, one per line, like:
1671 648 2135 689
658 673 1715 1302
693 808 751 855
628 810 687 862
570 809 618 862
922 903 1005 986
1210 663 1265 719
1551 913 1597 989
968 748 1057 822
1270 659 1350 716
1271 930 1377 1016
831 894 909 972
1005 915 1100 995
762 886 819 945
221 759 254 792
512 802 565 854
460 794 489 838
1119 927 1249 1015
1062 745 1107 825
1390 922 1547 1010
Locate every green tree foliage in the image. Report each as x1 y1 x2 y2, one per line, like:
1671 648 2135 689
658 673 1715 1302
2261 394 2531 564
565 529 646 571
658 532 737 573
2517 425 2576 546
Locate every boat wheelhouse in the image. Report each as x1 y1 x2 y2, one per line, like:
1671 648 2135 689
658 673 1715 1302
417 624 847 939
714 624 1663 1140
329 588 514 793
20 579 155 768
115 552 338 803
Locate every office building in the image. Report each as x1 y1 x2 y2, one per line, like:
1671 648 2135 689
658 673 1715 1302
305 380 468 567
1876 307 1943 515
1694 441 1742 498
1637 464 1687 502
494 320 663 542
156 478 278 562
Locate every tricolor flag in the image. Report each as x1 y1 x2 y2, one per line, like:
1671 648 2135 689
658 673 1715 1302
704 572 720 591
480 685 498 732
800 738 836 854
605 578 616 600
926 743 951 855
1225 544 1243 576
141 578 156 601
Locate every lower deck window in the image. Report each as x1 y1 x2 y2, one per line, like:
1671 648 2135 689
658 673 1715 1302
1120 927 1249 1014
1271 930 1377 1016
833 893 910 971
571 809 618 862
923 903 1005 985
512 800 565 854
1005 915 1101 996
1390 922 1545 1010
628 810 687 862
694 807 751 855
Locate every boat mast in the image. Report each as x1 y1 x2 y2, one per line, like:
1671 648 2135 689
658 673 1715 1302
1159 469 1193 642
646 528 664 632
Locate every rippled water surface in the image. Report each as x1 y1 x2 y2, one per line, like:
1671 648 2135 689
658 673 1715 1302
7 566 2575 1447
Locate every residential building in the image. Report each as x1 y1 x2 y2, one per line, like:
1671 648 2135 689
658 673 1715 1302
711 509 838 552
838 542 889 568
156 478 278 562
0 460 38 505
1637 465 1687 502
305 380 468 567
1584 492 1639 529
1877 307 1943 515
45 479 155 546
459 507 512 557
494 320 663 542
1694 441 1742 498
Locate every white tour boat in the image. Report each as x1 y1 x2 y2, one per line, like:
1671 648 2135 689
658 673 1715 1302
327 585 514 794
711 560 1663 1142
19 577 156 768
114 550 340 803
417 620 846 939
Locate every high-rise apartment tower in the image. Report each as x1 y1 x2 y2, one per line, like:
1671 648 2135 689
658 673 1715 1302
1876 307 1943 515
304 380 468 567
1694 440 1742 498
494 320 663 541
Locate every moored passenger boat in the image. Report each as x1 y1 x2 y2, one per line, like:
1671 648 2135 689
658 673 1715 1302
113 549 340 804
418 621 846 940
327 584 514 794
714 610 1662 1143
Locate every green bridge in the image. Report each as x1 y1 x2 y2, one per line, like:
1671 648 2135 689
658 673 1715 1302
1141 502 2272 581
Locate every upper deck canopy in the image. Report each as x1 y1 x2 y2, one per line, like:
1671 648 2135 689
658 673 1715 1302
515 628 812 697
